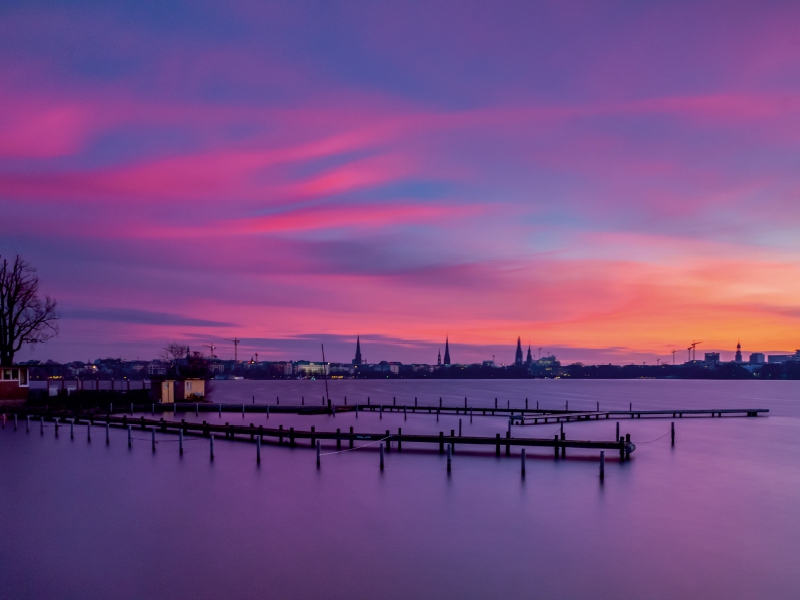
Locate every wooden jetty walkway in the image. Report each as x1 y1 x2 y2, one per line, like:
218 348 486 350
13 409 637 460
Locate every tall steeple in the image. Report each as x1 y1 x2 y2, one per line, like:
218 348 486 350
437 349 441 365
443 337 451 365
352 335 363 365
526 344 533 366
735 340 742 363
515 337 523 367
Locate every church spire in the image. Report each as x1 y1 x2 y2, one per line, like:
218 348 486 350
735 340 742 363
526 344 533 366
515 337 523 367
352 335 363 365
443 336 451 365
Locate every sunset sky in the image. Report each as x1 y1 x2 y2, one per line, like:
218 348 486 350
2 0 800 365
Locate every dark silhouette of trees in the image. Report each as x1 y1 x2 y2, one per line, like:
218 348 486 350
0 255 58 366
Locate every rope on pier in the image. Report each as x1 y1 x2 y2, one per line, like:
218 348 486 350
636 430 672 444
319 435 392 456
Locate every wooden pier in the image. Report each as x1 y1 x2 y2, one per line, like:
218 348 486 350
14 410 636 460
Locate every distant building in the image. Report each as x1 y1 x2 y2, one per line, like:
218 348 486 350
147 362 167 376
735 341 743 363
352 336 363 365
443 337 451 366
749 353 765 364
293 361 329 377
704 352 720 365
514 337 523 367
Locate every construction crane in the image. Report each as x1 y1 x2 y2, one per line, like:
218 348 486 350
226 338 241 362
671 349 678 365
691 340 703 361
201 343 217 359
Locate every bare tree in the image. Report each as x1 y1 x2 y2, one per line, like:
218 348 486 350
0 255 59 366
160 342 189 363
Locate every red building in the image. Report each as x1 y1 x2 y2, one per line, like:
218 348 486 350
0 366 30 404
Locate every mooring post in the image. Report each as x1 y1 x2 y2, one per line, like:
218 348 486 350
55 418 59 438
106 422 109 444
179 429 184 455
26 415 30 433
525 398 528 410
219 404 222 418
560 421 563 435
70 419 74 439
506 431 511 456
397 428 402 451
344 396 347 406
336 428 341 450
302 396 304 406
496 433 501 457
210 434 214 460
316 441 321 468
110 402 113 414
554 435 559 458
256 436 261 465
151 428 156 452
127 425 132 448
600 451 605 480
385 430 391 452
289 427 295 446
439 431 444 454
349 426 354 448
40 416 44 435
130 403 133 415
597 401 599 411
311 426 316 447
459 418 462 437
393 396 396 406
560 431 566 458
152 404 155 415
447 443 452 473
566 401 569 411
14 414 17 431
537 400 539 410
404 406 407 421
195 404 198 417
380 442 385 471
629 402 632 411
87 421 91 442
508 417 511 435
436 408 440 422
616 421 619 440
470 409 473 423
619 436 625 460
266 405 270 419
415 397 417 407
278 424 283 444
521 449 526 477
380 405 383 419
356 404 358 418
242 404 245 418
671 421 675 446
439 397 443 409
495 397 498 409
625 433 631 459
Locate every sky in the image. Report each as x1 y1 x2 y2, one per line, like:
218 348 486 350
2 0 800 365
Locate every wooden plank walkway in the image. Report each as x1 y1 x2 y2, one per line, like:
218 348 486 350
18 410 636 460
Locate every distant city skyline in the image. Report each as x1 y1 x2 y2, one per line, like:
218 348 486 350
3 2 800 364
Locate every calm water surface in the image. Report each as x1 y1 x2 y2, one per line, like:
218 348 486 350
2 380 799 599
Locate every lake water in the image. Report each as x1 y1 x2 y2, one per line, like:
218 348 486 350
2 380 799 599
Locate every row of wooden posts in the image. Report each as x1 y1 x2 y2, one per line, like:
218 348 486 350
5 412 654 480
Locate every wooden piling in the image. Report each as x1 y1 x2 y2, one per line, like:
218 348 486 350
40 416 44 435
106 422 109 444
14 414 17 431
179 429 184 455
316 441 320 467
127 425 132 447
495 397 498 409
616 421 619 439
130 403 133 415
560 431 566 458
447 443 452 473
311 426 316 447
70 420 74 439
600 451 605 480
521 448 526 477
554 435 559 458
257 436 261 465
404 406 407 421
380 405 383 419
496 433 501 457
470 409 473 423
397 428 402 451
439 432 444 454
336 428 341 450
210 435 214 460
349 426 354 448
152 428 156 452
289 427 295 446
195 404 198 416
380 442 384 471
671 422 675 446
506 431 511 456
459 418 462 437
